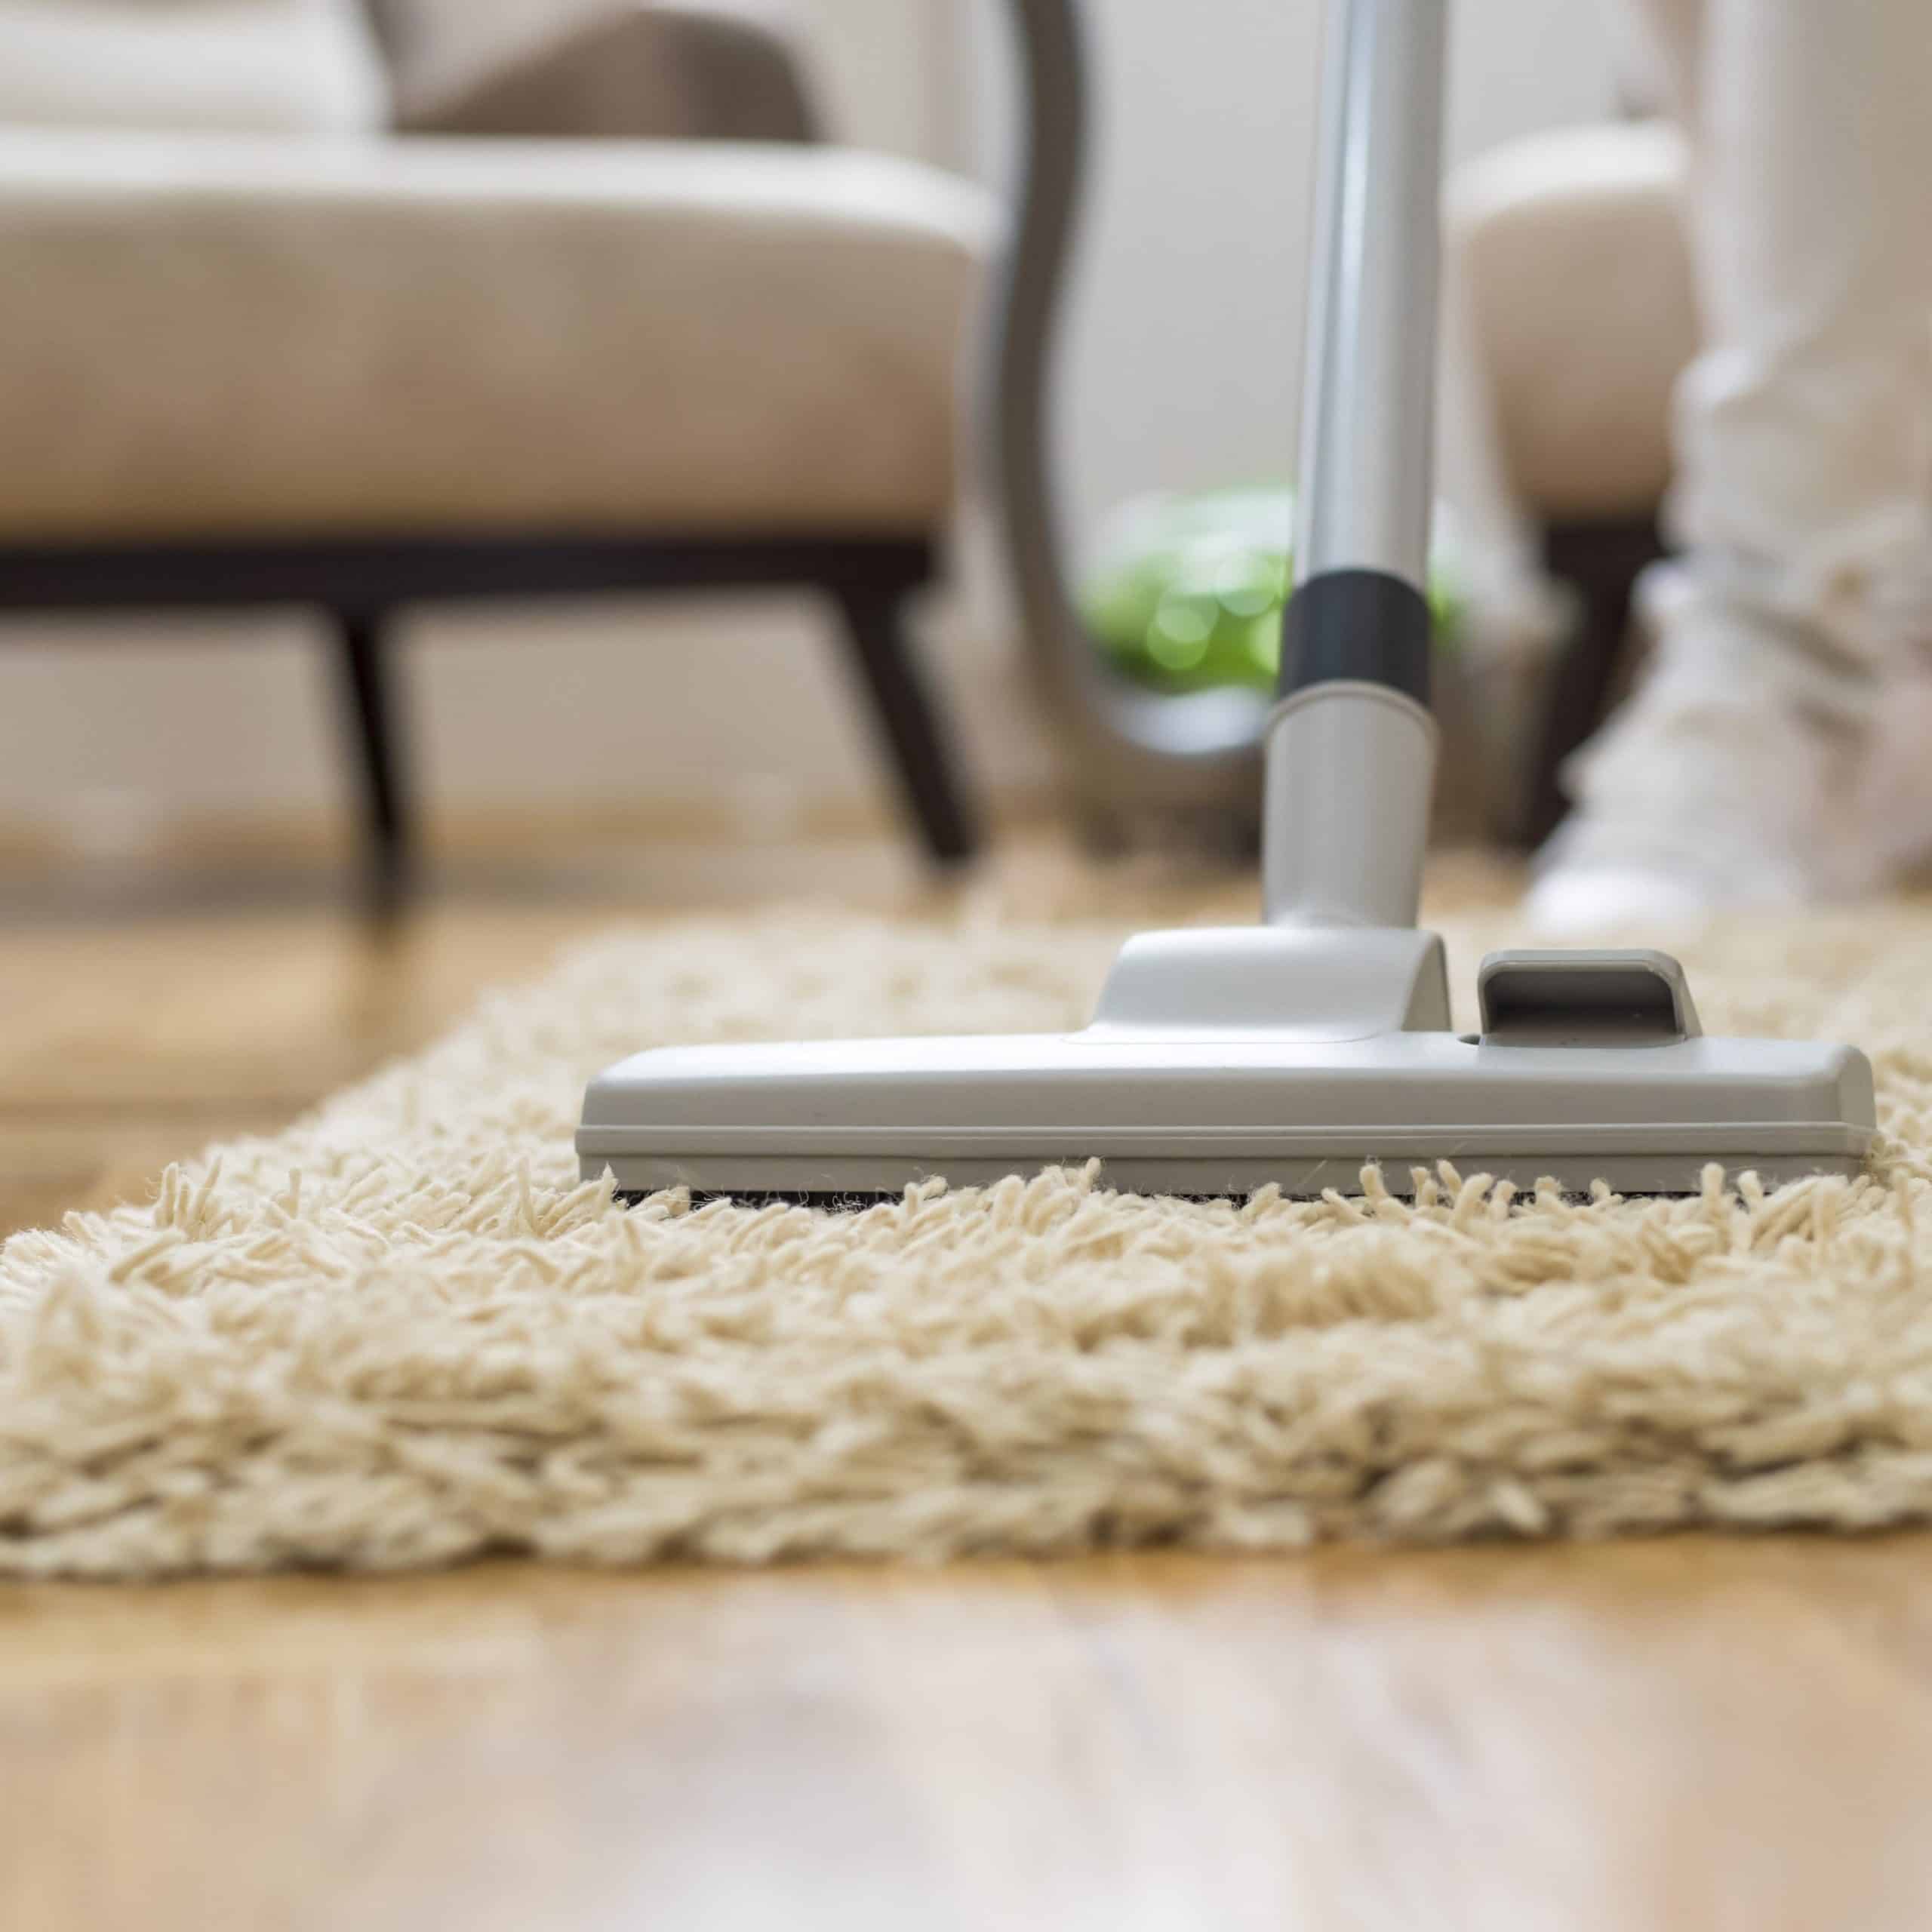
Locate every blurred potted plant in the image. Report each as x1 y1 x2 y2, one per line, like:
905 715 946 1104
1078 485 1500 842
1081 485 1467 694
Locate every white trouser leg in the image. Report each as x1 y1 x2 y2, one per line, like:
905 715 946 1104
1665 0 1932 678
1538 0 1932 923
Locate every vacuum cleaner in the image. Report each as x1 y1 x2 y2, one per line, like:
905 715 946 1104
578 0 1875 1204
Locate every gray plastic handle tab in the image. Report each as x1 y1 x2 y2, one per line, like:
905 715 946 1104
1478 951 1703 1047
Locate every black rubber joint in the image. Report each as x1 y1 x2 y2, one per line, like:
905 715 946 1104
1275 568 1432 707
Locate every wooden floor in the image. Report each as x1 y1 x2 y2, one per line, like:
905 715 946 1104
5 846 1931 1930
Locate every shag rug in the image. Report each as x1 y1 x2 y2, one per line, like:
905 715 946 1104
8 872 1932 1579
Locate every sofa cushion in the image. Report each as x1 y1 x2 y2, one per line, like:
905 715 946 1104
1446 122 1697 519
0 129 995 541
0 1 387 134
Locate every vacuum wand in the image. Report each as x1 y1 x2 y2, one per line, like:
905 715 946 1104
1264 0 1446 931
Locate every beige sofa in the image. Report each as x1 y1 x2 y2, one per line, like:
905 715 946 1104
0 1 998 896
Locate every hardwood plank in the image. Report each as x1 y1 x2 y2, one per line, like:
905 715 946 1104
0 904 608 1116
2 1544 1929 1930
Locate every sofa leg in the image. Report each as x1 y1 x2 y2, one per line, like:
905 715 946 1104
832 585 982 866
330 609 413 909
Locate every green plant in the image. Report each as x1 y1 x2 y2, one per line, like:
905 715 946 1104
1080 485 1466 694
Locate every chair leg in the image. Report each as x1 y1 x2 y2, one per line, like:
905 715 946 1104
832 585 982 866
330 609 413 909
1518 517 1667 850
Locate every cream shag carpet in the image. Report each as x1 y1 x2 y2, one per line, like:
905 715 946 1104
8 882 1932 1578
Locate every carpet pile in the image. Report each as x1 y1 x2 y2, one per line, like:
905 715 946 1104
7 884 1932 1577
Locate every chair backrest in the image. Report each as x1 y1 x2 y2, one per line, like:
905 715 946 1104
0 0 389 134
365 0 820 143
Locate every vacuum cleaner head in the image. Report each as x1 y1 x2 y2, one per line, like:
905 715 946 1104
577 928 1875 1204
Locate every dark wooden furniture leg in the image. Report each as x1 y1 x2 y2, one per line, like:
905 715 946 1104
330 609 411 908
1518 515 1669 849
832 584 981 866
0 534 978 903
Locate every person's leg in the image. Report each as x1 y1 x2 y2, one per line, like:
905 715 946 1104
1531 0 1932 931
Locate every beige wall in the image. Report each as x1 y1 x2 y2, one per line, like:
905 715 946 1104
0 2 1620 854
968 0 1623 544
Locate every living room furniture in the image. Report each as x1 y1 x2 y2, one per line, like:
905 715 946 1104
0 0 996 897
1443 120 1698 844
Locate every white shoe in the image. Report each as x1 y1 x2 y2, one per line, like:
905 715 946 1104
1524 863 1752 939
1524 589 1871 938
